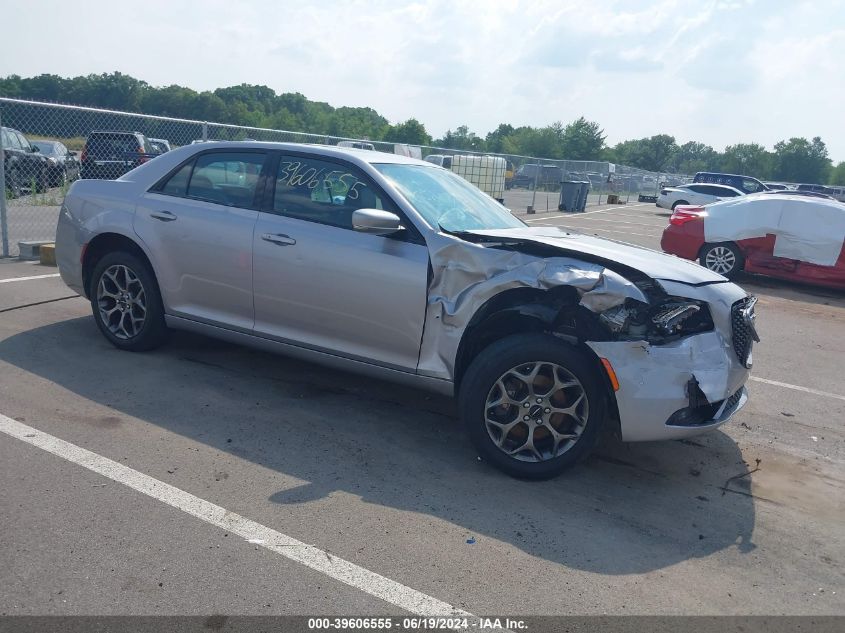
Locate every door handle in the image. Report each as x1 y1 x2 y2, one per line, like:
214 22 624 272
261 233 296 246
150 210 178 222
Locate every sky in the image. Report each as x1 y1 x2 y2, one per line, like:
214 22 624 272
2 0 844 161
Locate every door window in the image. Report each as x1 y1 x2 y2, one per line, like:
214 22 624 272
272 155 389 230
159 162 194 196
153 152 267 208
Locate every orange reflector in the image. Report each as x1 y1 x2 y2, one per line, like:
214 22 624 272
600 358 620 391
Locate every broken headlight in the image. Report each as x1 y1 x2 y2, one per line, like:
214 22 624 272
599 298 713 342
651 302 701 335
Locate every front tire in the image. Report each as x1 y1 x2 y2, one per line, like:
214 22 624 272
458 333 606 479
89 251 168 351
699 242 743 279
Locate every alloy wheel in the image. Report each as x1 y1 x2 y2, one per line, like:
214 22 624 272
704 246 736 275
96 264 147 340
485 361 589 462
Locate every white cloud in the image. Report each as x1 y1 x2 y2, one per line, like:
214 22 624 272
1 0 843 160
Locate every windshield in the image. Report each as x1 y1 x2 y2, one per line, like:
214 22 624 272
374 163 525 232
32 141 56 155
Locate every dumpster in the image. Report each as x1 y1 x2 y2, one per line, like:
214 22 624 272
576 181 590 212
558 181 582 212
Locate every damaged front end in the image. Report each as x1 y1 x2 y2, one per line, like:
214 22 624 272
419 229 755 443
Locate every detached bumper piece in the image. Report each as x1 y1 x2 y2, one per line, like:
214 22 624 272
666 378 746 428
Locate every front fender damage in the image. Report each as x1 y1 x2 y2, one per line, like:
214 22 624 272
417 236 648 379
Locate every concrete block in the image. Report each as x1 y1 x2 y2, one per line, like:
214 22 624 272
39 243 57 267
17 240 54 261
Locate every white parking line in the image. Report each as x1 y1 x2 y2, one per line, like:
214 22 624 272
523 203 651 223
750 377 845 402
0 273 61 284
0 414 473 618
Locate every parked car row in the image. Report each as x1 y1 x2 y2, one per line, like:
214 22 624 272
2 126 181 196
2 126 53 197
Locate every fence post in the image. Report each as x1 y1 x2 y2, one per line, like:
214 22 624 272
202 122 208 142
0 107 9 257
528 166 539 214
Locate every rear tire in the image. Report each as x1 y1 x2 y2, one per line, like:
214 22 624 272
671 200 689 210
89 251 168 352
458 333 607 479
699 242 744 279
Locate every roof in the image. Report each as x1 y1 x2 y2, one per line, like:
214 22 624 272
183 141 432 167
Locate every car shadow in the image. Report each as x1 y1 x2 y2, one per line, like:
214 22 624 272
0 317 757 576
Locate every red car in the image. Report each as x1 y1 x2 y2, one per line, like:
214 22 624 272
661 194 845 290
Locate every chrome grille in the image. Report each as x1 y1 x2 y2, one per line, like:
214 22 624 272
731 296 758 368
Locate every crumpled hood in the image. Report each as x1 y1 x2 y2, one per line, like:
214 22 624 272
467 226 727 285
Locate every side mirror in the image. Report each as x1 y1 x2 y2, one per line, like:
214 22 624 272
352 208 403 235
31 146 39 153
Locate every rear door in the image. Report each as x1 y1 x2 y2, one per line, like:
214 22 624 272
134 150 268 330
251 152 429 371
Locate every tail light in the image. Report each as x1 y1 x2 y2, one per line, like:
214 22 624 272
138 146 149 164
80 146 87 162
670 205 706 226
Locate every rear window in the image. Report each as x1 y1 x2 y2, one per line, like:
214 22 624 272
86 133 144 157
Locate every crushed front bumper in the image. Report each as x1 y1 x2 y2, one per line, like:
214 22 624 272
587 329 751 442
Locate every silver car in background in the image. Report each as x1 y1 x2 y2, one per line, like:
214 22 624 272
55 142 757 478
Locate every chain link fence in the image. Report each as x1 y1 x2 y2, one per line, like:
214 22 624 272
0 97 690 257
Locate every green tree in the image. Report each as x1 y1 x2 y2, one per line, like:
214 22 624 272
772 137 831 183
560 117 606 160
388 118 432 145
608 135 678 172
485 123 515 153
720 143 772 179
436 125 484 151
829 161 845 186
671 141 718 175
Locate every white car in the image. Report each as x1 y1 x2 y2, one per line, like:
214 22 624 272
656 183 744 210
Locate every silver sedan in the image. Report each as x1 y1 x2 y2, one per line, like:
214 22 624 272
55 142 756 478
